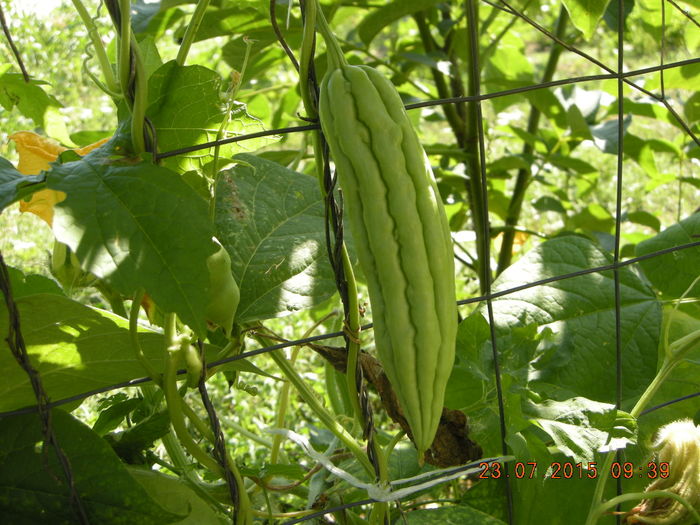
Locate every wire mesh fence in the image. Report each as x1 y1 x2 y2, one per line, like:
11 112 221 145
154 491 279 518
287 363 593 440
1 0 700 523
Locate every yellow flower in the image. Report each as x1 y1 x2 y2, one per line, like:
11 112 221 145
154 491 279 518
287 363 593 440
9 131 109 226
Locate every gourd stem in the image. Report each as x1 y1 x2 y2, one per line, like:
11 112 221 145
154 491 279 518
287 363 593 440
163 319 224 477
270 313 332 464
312 0 347 70
176 0 211 66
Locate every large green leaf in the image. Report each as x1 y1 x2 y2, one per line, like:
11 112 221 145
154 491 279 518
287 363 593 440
148 61 272 171
636 213 700 299
0 294 166 412
214 154 337 322
129 468 227 524
562 0 614 39
46 142 214 335
0 409 182 524
462 235 660 404
0 72 70 144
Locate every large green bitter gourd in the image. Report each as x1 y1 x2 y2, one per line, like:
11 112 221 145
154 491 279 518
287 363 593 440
316 14 458 456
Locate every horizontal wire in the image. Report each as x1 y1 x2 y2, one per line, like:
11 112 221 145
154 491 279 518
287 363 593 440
2 240 699 419
155 56 700 160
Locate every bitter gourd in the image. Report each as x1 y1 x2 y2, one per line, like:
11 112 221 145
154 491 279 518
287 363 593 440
317 26 458 455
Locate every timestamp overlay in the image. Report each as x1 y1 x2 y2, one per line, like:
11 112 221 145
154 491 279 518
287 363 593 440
478 461 670 480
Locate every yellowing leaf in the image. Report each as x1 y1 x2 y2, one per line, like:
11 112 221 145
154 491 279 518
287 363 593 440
9 131 108 226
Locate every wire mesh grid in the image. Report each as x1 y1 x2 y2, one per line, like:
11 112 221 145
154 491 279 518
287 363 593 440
1 0 700 523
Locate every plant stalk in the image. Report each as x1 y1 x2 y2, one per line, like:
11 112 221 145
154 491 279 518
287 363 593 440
176 0 211 66
496 5 568 274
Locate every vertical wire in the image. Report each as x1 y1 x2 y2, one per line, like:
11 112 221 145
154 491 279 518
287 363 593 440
613 0 625 519
465 1 513 522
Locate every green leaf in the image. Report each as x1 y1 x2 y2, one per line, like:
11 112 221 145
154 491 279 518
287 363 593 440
214 154 338 322
6 266 64 298
0 294 205 412
0 73 71 144
147 61 271 171
524 397 636 463
93 398 143 436
356 0 443 45
636 213 700 299
684 91 700 123
193 6 265 42
626 210 660 232
0 409 182 524
603 0 636 30
645 61 700 91
46 146 214 335
129 468 227 524
533 196 566 214
403 505 507 524
106 412 172 464
448 236 660 416
0 157 46 213
562 0 614 39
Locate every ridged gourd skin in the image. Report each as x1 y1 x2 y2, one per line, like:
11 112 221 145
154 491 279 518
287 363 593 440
318 63 458 454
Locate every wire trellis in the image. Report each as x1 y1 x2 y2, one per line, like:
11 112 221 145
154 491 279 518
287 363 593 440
1 0 699 524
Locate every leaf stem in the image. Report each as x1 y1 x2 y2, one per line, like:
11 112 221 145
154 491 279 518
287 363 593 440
311 0 346 70
176 0 211 66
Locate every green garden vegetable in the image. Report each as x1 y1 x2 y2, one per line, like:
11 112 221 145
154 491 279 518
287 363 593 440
51 240 97 289
206 238 239 336
317 21 458 455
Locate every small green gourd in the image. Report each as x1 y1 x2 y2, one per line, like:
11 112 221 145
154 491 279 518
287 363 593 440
316 12 457 455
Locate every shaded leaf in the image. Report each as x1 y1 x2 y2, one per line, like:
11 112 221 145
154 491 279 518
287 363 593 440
0 294 210 412
214 154 337 322
47 143 214 335
0 409 182 524
0 157 46 213
636 213 700 299
129 468 227 524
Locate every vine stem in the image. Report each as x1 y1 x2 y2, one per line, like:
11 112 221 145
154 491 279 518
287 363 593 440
263 338 375 477
71 0 119 94
176 0 211 66
589 490 700 523
270 313 335 464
